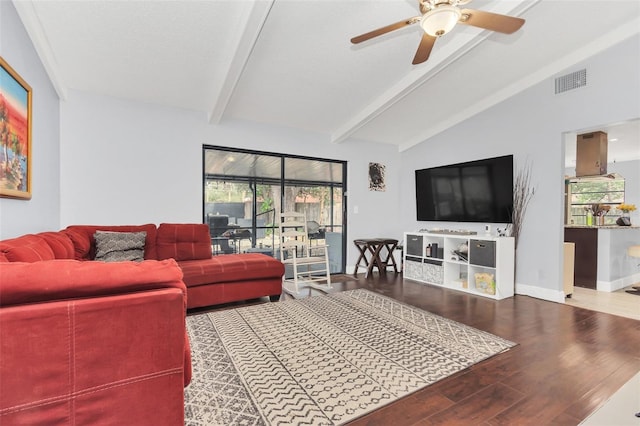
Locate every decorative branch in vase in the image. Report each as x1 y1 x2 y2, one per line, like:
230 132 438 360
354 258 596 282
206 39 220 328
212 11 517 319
510 161 534 249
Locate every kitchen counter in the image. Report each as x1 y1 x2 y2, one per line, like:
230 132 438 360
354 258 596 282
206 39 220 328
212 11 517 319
564 226 640 292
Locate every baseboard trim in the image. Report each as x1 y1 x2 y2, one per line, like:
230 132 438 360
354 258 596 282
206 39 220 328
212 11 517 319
597 271 640 292
516 282 565 303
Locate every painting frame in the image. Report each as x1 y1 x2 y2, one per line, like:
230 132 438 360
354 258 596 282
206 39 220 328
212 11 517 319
368 162 386 192
0 56 32 200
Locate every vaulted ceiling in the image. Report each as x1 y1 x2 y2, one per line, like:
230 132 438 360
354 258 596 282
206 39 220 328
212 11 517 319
13 0 640 152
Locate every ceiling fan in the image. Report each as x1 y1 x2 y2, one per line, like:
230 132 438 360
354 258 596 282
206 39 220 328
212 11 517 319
351 0 525 65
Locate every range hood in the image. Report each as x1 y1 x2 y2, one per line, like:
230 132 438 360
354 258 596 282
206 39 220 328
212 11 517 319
575 131 608 177
567 172 623 183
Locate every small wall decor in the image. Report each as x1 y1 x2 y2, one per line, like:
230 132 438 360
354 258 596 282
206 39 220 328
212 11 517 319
368 162 385 191
0 56 32 199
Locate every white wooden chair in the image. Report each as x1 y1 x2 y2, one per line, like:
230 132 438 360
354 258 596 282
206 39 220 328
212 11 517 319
278 212 331 295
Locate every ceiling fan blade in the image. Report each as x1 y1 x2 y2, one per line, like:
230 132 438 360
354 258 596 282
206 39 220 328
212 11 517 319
412 33 437 65
351 17 420 44
458 9 525 34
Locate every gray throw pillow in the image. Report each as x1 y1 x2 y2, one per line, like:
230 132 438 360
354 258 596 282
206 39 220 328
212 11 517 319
94 231 146 262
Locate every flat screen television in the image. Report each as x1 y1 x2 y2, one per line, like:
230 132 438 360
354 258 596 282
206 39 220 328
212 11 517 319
415 155 513 223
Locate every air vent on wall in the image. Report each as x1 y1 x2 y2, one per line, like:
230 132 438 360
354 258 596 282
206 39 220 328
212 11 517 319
555 69 587 94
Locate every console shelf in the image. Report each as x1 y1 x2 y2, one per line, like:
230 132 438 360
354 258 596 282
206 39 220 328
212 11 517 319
403 232 515 300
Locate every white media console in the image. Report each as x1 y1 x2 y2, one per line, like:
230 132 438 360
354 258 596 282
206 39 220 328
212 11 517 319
403 231 515 300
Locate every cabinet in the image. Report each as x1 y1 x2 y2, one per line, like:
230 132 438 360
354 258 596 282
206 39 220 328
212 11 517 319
564 227 597 289
563 242 575 297
403 232 515 300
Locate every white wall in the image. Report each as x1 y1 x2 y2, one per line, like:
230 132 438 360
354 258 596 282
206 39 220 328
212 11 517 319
0 1 60 239
400 34 640 302
59 91 402 267
608 160 640 224
603 161 638 224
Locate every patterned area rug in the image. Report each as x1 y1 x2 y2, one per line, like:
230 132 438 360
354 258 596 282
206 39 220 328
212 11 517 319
184 289 515 426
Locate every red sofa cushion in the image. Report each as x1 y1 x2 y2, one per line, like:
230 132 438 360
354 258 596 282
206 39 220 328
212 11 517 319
0 235 56 262
156 223 211 261
178 253 284 287
37 232 75 259
62 228 92 260
64 225 158 260
0 259 185 307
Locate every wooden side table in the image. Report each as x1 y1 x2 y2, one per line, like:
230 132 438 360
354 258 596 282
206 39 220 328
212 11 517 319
353 238 399 277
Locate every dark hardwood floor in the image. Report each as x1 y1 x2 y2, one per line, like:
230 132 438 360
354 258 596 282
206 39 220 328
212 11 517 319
333 273 640 425
189 272 640 426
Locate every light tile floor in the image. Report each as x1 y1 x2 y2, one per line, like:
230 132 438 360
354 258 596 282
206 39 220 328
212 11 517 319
560 284 639 424
580 371 640 426
565 284 640 321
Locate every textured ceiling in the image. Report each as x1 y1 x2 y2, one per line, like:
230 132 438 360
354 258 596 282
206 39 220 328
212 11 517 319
13 0 640 155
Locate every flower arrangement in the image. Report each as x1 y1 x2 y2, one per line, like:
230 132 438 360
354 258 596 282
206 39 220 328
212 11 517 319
617 203 637 213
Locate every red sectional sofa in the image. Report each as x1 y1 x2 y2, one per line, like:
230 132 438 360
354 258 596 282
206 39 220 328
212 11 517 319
0 223 285 309
0 223 284 425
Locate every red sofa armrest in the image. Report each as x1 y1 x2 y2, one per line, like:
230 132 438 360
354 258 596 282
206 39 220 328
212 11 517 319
0 259 191 424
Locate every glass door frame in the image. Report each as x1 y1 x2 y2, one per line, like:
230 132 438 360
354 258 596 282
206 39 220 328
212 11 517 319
202 145 347 273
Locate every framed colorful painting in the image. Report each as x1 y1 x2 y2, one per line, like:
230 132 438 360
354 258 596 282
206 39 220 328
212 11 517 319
0 56 32 199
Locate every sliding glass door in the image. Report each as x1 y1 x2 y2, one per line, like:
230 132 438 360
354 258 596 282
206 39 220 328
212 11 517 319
203 146 347 273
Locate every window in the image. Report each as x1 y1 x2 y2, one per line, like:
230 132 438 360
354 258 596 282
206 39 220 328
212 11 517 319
203 146 347 273
566 178 625 225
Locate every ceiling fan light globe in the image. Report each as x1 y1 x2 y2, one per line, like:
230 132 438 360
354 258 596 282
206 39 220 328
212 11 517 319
420 5 461 37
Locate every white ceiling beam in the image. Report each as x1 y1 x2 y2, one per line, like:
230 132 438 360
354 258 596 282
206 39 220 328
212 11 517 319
208 0 274 124
12 0 68 100
330 0 539 145
399 15 640 152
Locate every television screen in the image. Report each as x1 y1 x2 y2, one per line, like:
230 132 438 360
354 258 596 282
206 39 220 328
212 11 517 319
415 155 513 223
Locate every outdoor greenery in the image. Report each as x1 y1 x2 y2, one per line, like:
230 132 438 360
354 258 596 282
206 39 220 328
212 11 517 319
204 179 342 229
205 181 251 203
568 179 625 225
570 180 625 205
